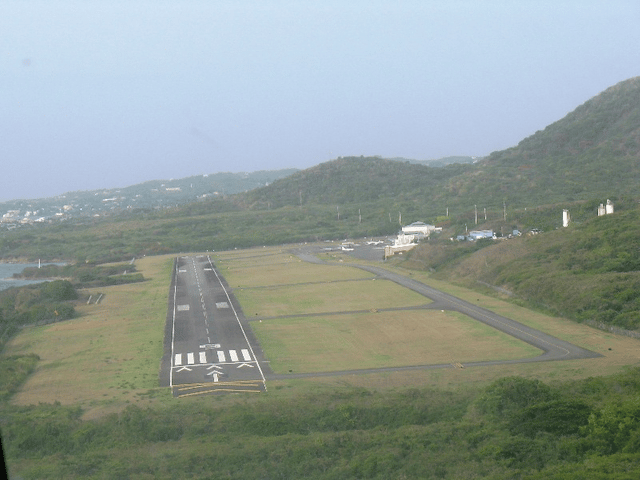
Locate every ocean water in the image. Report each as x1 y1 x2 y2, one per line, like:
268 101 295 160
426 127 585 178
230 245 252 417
0 263 55 291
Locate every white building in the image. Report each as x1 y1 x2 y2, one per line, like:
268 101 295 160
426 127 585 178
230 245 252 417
468 229 495 240
401 221 439 237
384 233 418 258
598 199 614 216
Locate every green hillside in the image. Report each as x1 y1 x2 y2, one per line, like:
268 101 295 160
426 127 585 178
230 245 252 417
240 156 469 211
240 77 640 215
402 202 640 331
476 76 640 205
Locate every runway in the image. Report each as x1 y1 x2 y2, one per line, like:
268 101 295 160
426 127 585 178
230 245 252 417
159 255 268 397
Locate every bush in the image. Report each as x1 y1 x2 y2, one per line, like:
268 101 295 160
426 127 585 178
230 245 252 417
475 376 556 417
42 280 77 301
509 399 592 437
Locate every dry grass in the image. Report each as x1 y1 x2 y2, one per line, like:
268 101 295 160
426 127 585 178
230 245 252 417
4 254 177 418
253 309 541 373
215 251 374 288
235 278 430 317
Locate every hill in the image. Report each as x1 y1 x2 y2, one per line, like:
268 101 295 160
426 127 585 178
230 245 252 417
238 77 640 219
240 156 470 211
473 76 640 206
0 169 299 226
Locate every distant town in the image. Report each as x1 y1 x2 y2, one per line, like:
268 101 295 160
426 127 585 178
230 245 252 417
0 169 299 229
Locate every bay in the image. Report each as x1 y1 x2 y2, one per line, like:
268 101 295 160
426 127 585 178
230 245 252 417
0 263 60 292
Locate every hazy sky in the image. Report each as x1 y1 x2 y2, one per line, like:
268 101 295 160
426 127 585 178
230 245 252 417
2 1 639 201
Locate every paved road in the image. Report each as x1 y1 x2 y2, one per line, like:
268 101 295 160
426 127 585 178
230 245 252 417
159 255 268 397
266 246 601 380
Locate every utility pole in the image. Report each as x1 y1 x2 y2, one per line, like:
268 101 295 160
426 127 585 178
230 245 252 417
474 205 478 224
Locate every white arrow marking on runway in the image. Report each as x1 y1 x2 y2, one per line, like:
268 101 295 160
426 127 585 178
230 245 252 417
205 371 220 382
176 366 192 372
237 363 254 368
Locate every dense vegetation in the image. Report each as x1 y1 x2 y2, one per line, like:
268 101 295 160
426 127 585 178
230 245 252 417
0 280 78 351
2 369 640 478
18 262 144 288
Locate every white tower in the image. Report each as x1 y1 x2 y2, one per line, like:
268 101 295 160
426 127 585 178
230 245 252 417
563 209 571 227
605 199 614 214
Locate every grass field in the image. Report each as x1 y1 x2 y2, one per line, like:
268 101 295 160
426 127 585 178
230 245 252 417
253 310 541 373
3 245 640 420
4 254 177 418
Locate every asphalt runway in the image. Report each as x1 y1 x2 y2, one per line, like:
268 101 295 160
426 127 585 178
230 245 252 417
159 255 268 397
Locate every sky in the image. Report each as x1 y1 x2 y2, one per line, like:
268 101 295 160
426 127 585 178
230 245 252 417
1 1 639 201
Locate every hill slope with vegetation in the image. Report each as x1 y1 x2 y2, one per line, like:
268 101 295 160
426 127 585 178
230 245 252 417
475 76 640 206
239 77 640 215
402 201 640 331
